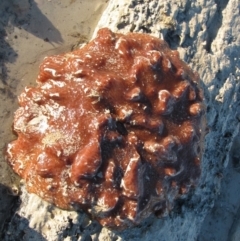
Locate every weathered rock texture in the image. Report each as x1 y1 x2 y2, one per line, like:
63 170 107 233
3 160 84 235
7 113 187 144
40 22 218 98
2 0 240 240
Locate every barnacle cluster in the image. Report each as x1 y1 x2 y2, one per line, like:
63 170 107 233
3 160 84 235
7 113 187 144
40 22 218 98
6 28 205 229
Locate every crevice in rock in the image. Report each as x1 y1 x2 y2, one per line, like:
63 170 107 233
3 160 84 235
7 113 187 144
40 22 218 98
205 0 230 53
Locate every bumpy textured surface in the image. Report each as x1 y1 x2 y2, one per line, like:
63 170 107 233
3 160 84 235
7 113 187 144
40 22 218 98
6 28 205 229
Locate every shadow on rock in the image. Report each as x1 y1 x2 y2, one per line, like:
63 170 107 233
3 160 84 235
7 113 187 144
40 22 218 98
0 184 20 239
59 211 102 241
2 213 47 241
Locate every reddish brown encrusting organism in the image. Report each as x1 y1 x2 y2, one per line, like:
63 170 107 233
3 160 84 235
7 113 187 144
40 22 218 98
6 28 205 229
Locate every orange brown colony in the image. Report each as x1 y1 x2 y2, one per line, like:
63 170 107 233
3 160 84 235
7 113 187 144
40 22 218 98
6 28 205 229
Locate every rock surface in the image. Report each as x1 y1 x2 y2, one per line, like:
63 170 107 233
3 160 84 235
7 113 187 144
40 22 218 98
1 0 240 240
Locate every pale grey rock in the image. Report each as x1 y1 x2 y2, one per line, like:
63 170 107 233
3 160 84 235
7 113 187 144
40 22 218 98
2 0 240 240
4 186 101 241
